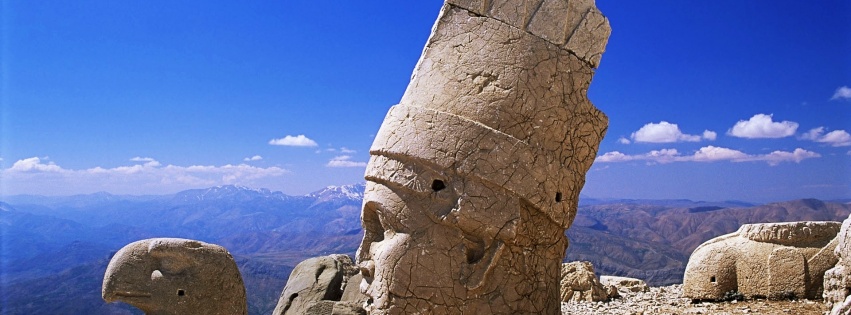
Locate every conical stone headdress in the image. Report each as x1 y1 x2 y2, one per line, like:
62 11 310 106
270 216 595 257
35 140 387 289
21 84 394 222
368 0 611 229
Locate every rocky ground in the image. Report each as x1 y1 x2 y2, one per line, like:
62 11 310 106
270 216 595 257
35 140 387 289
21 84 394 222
561 284 830 315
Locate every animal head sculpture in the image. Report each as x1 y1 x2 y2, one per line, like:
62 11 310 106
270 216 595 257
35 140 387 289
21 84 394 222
357 0 610 313
102 238 247 315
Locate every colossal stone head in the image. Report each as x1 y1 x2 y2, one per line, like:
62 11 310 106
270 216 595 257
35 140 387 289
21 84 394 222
102 238 247 315
357 0 611 313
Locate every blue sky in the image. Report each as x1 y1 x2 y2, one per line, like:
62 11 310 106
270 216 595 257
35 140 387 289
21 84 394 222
1 1 849 202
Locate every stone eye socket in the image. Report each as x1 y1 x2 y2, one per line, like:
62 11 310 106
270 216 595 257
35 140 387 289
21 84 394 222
431 179 446 192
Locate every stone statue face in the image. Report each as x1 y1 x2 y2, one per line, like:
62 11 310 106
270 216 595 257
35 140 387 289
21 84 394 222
356 0 611 312
357 156 563 313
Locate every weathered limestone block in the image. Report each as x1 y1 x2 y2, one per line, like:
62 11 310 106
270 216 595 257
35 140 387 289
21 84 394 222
825 214 851 314
560 261 610 302
102 238 246 315
356 0 610 314
600 275 650 293
273 254 361 315
683 221 841 301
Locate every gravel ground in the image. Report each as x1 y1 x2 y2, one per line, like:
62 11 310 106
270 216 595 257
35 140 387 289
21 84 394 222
561 284 830 315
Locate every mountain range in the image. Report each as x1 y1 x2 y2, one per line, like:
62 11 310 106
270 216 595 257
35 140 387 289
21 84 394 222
1 185 849 314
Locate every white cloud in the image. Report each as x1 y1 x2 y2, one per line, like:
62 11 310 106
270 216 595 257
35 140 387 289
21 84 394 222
130 157 156 162
690 146 749 162
326 155 367 168
269 135 318 147
617 137 631 144
800 127 825 141
819 130 851 147
801 127 851 147
596 149 680 164
595 146 820 166
8 157 64 172
727 114 798 139
630 121 711 143
831 86 851 101
243 155 263 161
2 157 289 195
752 148 822 166
596 151 633 163
702 130 717 141
129 157 161 167
340 147 356 154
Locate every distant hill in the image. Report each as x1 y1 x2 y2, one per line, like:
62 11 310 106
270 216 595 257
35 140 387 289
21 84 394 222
1 185 364 315
566 198 851 285
2 186 849 314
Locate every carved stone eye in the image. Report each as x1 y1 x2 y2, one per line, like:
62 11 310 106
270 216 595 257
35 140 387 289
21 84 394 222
431 179 446 192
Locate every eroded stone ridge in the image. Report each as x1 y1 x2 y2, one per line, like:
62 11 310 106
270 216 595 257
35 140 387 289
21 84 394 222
683 221 841 301
357 0 610 314
102 238 247 315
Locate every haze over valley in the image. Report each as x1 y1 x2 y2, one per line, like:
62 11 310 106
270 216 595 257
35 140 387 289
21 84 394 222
2 185 849 314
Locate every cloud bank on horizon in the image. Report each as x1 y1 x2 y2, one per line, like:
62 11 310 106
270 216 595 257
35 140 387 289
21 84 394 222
1 157 288 195
599 111 849 166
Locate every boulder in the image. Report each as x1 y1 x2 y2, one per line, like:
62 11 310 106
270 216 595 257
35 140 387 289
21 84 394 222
560 261 611 302
340 273 369 305
273 254 361 315
683 221 841 301
600 275 650 293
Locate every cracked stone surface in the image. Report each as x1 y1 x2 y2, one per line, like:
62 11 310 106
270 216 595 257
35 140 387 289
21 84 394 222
102 238 247 315
683 221 841 301
824 214 851 315
356 0 610 314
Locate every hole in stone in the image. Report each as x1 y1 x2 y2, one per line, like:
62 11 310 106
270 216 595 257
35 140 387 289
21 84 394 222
710 276 716 283
431 179 446 192
177 289 185 296
555 192 563 203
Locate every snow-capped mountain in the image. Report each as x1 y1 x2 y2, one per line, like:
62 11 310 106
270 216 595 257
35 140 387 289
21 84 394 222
172 185 295 203
306 183 365 202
